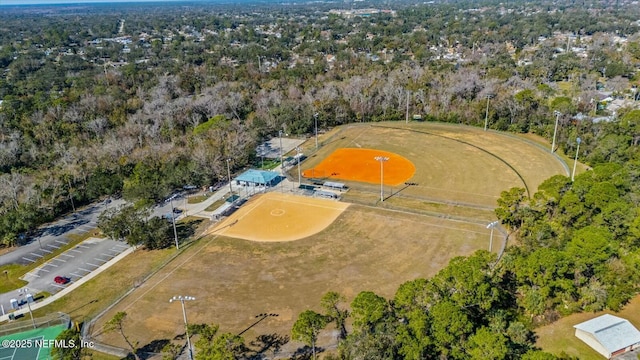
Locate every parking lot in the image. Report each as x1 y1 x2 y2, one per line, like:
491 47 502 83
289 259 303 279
0 238 130 315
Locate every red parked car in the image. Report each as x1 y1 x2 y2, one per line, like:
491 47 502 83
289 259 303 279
54 276 70 285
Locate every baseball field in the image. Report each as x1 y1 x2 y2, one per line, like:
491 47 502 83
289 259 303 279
208 193 350 242
89 122 568 356
297 123 568 208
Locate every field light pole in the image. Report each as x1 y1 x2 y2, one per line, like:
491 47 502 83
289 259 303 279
374 156 389 202
226 158 232 194
486 221 499 252
551 110 561 153
278 130 284 174
405 90 410 124
572 137 582 181
314 113 319 150
20 288 36 329
483 95 492 131
296 146 302 186
170 198 179 250
170 296 196 360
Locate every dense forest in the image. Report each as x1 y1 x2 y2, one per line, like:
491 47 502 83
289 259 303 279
2 0 640 357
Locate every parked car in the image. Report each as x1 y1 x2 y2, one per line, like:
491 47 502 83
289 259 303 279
54 276 71 285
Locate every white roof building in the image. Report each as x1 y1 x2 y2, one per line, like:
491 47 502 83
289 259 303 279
574 314 640 359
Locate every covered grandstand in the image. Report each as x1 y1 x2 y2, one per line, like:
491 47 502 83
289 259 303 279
235 169 280 187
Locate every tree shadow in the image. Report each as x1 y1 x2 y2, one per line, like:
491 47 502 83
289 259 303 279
176 218 202 240
136 338 170 359
289 345 324 360
67 299 98 315
246 333 290 358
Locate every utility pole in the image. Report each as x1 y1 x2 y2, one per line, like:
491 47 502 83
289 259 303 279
374 156 389 202
551 111 561 153
483 95 492 131
405 90 410 124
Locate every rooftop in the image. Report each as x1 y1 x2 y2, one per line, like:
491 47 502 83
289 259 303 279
574 314 640 353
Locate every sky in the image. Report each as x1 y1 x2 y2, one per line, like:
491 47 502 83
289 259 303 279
0 0 193 5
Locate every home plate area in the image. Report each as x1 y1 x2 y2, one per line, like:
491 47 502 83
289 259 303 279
210 192 349 242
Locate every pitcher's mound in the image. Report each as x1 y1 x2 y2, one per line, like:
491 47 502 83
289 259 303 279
209 192 349 242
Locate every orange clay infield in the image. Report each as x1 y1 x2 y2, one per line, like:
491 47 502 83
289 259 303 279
302 148 416 186
208 192 350 242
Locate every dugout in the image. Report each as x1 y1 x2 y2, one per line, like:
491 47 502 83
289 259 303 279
315 189 340 199
323 181 348 191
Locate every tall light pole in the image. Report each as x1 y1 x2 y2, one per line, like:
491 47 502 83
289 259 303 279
374 156 389 202
170 198 179 250
278 130 284 174
486 221 499 252
314 113 319 150
551 110 561 153
296 146 302 186
572 137 582 181
170 295 196 360
483 95 492 131
405 90 410 124
20 288 36 329
226 158 232 194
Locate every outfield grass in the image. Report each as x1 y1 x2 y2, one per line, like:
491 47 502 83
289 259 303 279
294 122 568 211
536 295 640 359
92 203 495 353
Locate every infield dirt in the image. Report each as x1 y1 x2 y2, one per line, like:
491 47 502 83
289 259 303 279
208 192 349 242
302 148 416 186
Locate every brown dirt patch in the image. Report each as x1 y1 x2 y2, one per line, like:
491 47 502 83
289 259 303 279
207 192 349 242
302 148 415 186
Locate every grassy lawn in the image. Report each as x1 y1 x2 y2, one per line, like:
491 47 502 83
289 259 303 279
186 194 209 204
536 295 640 359
204 192 238 212
0 232 101 293
84 349 120 360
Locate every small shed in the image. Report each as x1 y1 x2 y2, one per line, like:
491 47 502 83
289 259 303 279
574 314 640 359
236 169 280 187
